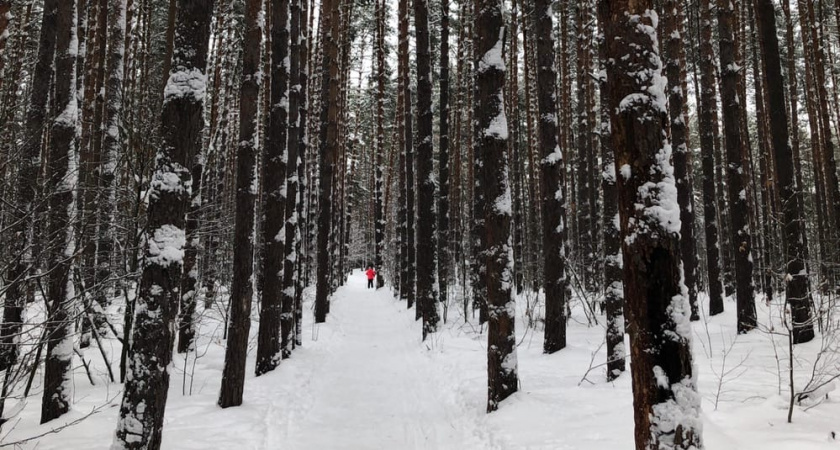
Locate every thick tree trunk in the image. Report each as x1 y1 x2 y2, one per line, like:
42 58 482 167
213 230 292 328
717 0 756 334
664 0 699 322
414 0 439 339
698 0 724 316
314 0 342 323
753 0 814 344
114 0 212 445
219 0 262 407
535 0 567 354
475 0 518 413
41 0 79 424
0 0 56 376
600 2 702 448
437 0 450 306
597 15 625 381
256 0 290 376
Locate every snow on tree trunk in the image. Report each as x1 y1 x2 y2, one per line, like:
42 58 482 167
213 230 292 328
597 16 625 381
219 0 262 406
414 0 439 339
475 0 518 413
437 0 450 309
716 0 756 334
535 0 567 355
697 0 724 317
256 0 290 376
600 2 703 448
1 0 55 376
663 0 699 322
113 0 212 446
41 0 79 424
93 0 127 336
374 0 386 290
315 0 342 323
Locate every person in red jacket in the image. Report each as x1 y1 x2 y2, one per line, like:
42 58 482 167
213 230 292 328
365 266 376 289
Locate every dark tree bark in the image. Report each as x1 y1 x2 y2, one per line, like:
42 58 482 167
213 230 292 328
698 0 724 316
664 0 699 322
114 0 212 445
717 0 756 333
256 0 290 376
1 0 58 375
374 0 385 289
475 0 518 413
600 2 702 448
753 0 814 344
314 0 342 323
219 0 262 407
535 0 567 354
597 15 625 381
414 0 439 339
40 0 79 424
283 0 303 357
94 0 128 334
437 0 451 306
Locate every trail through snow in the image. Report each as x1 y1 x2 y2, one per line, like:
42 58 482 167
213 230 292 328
6 271 840 449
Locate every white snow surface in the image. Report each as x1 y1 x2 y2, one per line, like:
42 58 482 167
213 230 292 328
5 276 840 449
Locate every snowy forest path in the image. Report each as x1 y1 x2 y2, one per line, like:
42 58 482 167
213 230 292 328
259 271 495 450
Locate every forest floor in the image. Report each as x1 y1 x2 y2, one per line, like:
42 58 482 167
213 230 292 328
2 271 840 449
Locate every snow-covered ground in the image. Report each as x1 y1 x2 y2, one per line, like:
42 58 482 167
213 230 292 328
2 271 840 449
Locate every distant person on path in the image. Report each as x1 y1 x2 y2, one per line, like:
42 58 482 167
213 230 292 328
366 266 376 289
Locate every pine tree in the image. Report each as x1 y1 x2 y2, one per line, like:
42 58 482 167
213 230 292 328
664 0 699 321
536 0 567 354
754 0 814 344
697 0 724 316
114 0 213 445
374 0 386 289
475 0 518 413
414 0 439 338
717 0 756 333
315 0 343 322
599 1 702 447
40 0 79 424
256 0 291 376
219 0 262 407
437 0 451 306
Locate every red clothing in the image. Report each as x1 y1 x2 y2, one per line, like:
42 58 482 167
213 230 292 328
366 268 376 280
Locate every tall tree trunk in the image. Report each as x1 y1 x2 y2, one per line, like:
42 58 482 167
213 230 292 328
597 14 625 381
374 0 386 289
94 0 128 335
664 0 699 322
314 0 341 322
717 0 756 333
41 0 79 424
414 0 439 339
600 2 702 448
475 0 518 412
114 0 212 445
537 0 567 354
256 0 290 376
219 0 262 407
698 0 724 316
437 0 451 306
753 0 815 344
0 0 56 375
